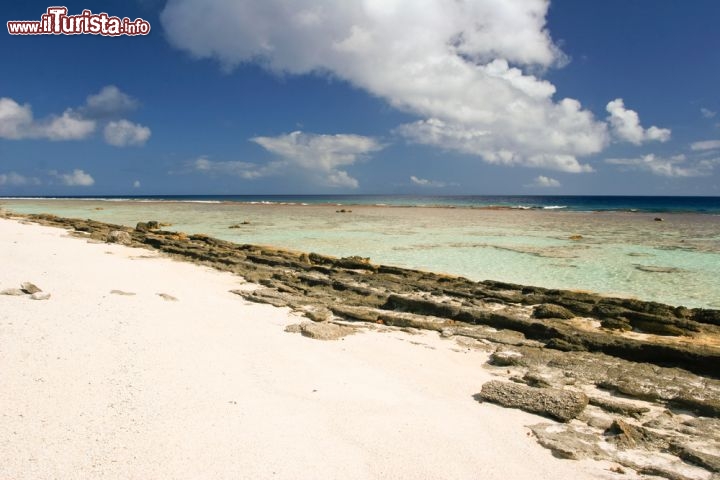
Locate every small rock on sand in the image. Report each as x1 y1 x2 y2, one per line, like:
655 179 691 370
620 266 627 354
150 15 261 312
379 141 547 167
20 282 42 294
157 293 178 301
478 380 588 422
299 305 334 322
288 321 354 341
30 292 51 301
284 324 302 333
1 288 25 296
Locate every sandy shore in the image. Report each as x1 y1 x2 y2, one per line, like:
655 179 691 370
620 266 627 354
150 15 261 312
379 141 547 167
0 218 624 479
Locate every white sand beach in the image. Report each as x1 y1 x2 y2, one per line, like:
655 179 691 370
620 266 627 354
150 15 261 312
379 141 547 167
0 218 625 479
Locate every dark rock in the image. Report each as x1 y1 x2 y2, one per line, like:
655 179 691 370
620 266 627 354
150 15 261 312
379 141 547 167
335 256 375 271
635 265 684 274
89 231 109 242
545 337 587 351
533 304 575 320
384 294 462 319
655 217 664 222
600 318 632 331
630 319 686 336
670 444 720 472
377 311 453 331
692 309 720 326
136 221 160 232
156 293 178 302
20 282 42 294
478 380 588 422
669 394 720 418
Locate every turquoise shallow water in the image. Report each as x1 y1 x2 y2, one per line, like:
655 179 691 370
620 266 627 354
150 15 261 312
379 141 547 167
3 199 720 309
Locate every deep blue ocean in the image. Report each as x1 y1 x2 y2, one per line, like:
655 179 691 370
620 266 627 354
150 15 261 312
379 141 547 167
3 195 720 213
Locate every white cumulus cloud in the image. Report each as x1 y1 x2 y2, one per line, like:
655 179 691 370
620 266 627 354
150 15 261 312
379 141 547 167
606 99 671 145
43 110 97 140
0 98 33 139
606 154 717 178
161 0 622 173
0 98 95 141
527 175 561 188
1 86 147 144
50 169 95 186
104 120 152 147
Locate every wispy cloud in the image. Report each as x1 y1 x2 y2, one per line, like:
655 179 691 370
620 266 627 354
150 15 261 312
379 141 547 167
250 131 383 188
606 154 718 178
0 172 41 186
80 85 140 120
701 108 717 119
690 140 720 151
191 155 268 179
189 131 383 188
409 175 455 188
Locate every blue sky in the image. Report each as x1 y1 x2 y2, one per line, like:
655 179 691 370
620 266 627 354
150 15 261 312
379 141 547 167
1 0 719 195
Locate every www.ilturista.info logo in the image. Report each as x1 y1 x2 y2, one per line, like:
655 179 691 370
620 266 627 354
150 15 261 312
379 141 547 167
7 7 151 36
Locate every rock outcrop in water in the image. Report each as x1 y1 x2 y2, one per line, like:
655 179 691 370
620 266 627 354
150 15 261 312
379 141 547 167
10 212 720 480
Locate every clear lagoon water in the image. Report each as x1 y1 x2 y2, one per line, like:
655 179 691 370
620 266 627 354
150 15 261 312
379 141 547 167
2 195 719 309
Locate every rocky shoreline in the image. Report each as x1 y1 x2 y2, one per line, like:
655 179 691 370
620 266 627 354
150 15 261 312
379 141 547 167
6 211 720 480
